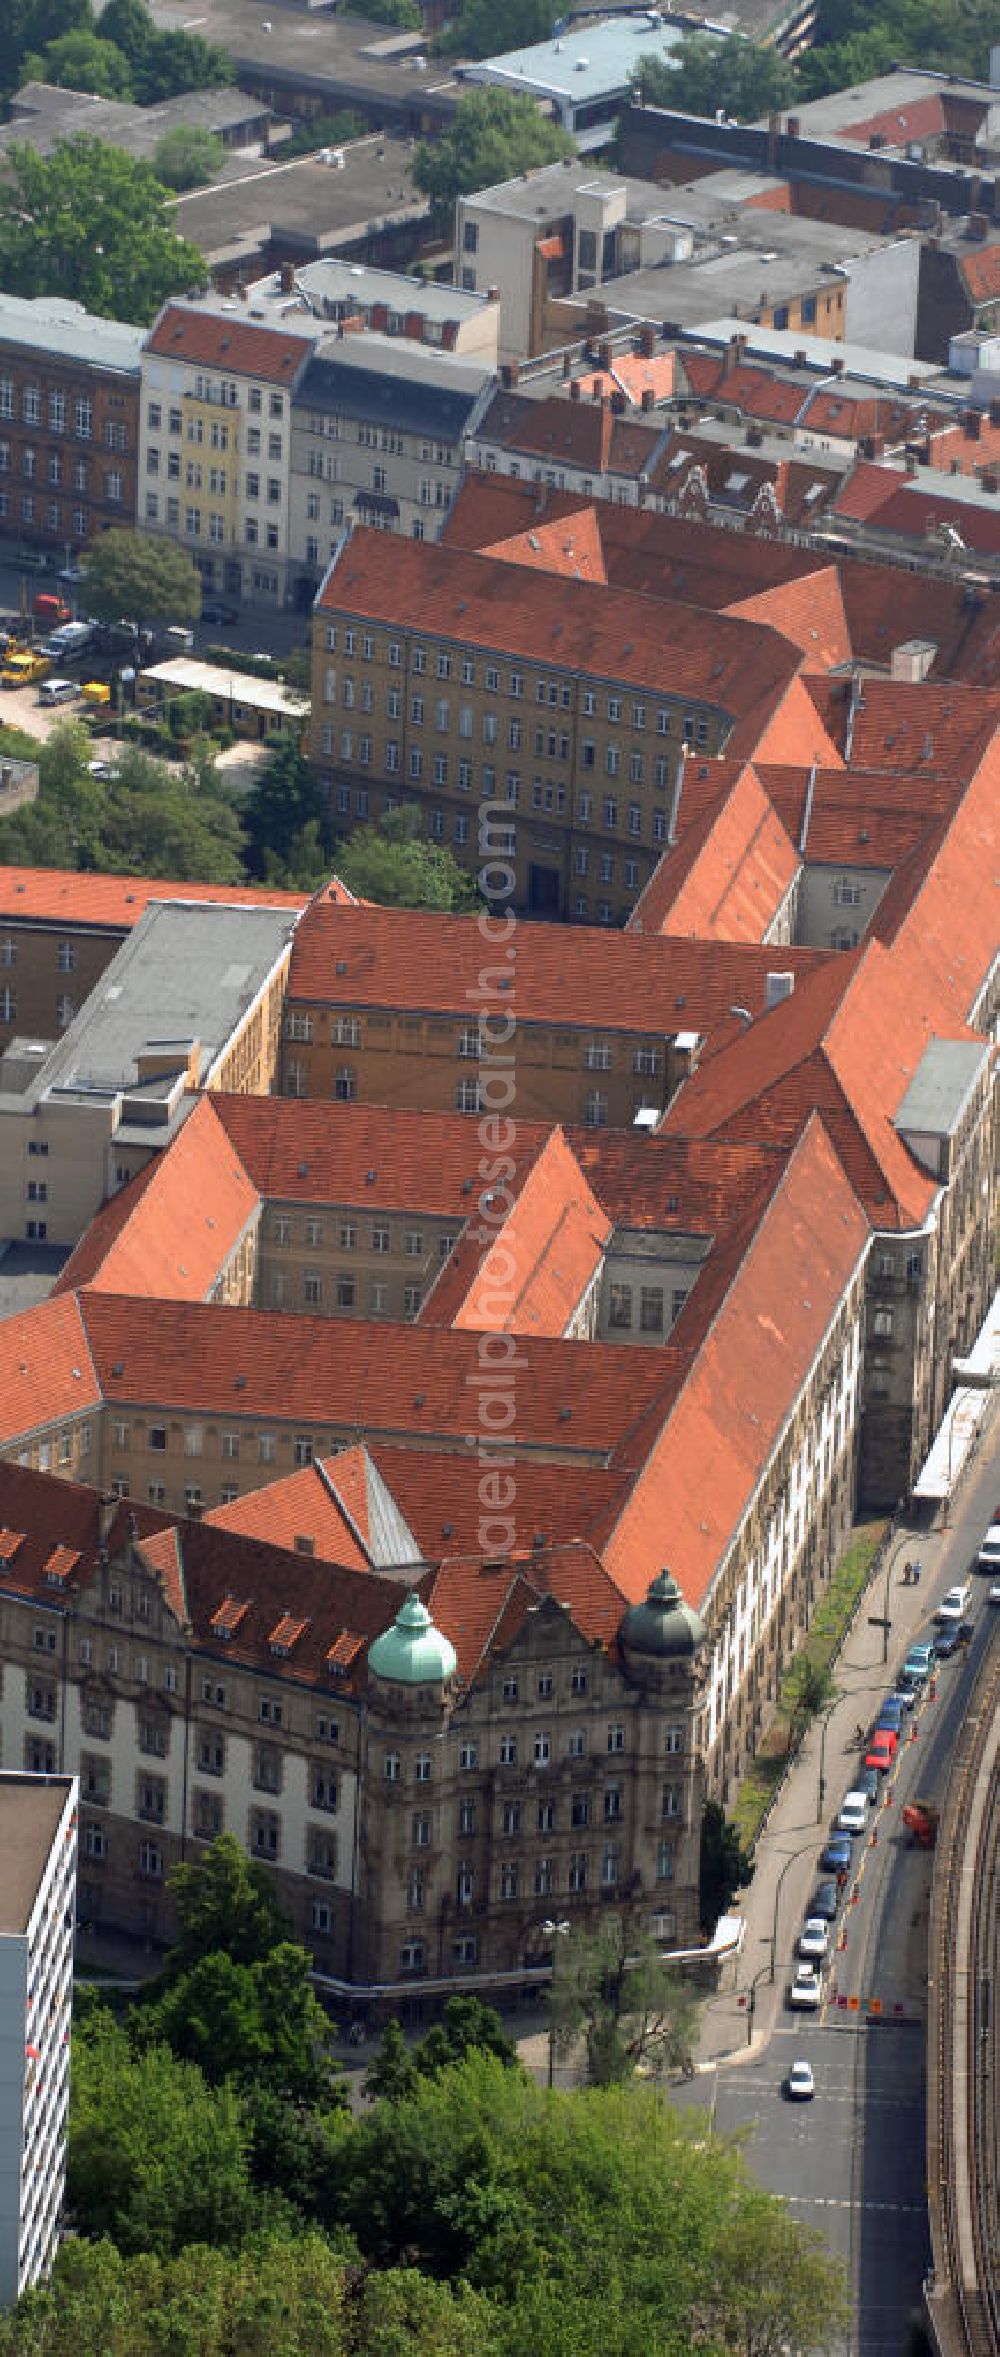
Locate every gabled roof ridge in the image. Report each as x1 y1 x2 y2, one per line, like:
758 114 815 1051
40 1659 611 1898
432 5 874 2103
134 1525 189 1631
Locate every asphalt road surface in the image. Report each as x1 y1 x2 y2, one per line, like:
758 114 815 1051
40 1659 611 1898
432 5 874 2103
676 1434 1000 2357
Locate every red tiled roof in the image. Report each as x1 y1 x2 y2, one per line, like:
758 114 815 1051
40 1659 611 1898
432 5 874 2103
0 867 309 927
286 899 832 1038
631 763 800 943
960 243 1000 305
422 1542 627 1683
79 1291 687 1461
318 527 803 722
839 93 948 146
849 477 1000 559
661 937 948 1228
833 459 904 524
486 506 608 584
211 1092 549 1213
54 1097 260 1302
867 729 1000 1025
206 1463 375 1573
601 1117 869 1609
0 1294 101 1451
422 1128 610 1335
147 305 314 384
726 565 851 672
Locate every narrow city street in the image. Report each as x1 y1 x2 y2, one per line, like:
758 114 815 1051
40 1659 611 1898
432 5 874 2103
673 1420 1000 2357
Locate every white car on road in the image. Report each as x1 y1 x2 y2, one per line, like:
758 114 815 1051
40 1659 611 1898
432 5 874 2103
798 1917 830 1961
935 1582 970 1623
789 1965 823 2009
787 2059 815 2101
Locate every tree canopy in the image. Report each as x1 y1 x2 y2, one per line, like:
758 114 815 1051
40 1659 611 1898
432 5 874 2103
0 729 246 883
0 138 207 324
4 0 231 106
136 1943 340 2107
67 2004 252 2257
547 1917 701 2086
413 87 573 211
82 528 201 629
335 803 480 910
242 738 333 887
631 33 795 121
166 1832 294 1973
153 125 224 190
443 0 559 60
699 1799 754 1934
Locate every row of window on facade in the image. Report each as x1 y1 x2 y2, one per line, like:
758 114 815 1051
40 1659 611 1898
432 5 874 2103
0 446 124 500
282 1066 622 1120
405 1843 676 1915
267 1203 449 1252
0 989 74 1028
0 385 126 441
396 1913 677 1975
73 1805 337 1886
0 494 95 533
282 1011 661 1075
26 1634 344 1737
323 627 710 730
146 390 285 428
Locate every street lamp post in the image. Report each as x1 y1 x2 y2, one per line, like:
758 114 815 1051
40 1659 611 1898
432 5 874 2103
770 1847 801 1985
542 1917 570 2088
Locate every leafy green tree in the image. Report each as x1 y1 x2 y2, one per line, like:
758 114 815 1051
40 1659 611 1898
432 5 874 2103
166 1831 293 1973
413 87 573 212
67 2005 252 2256
0 139 207 325
82 527 201 630
547 1916 700 2086
633 32 795 121
365 1998 519 2104
363 0 421 26
0 2234 497 2357
342 2050 847 2354
699 1797 753 1933
2 0 91 96
22 26 133 93
98 0 232 100
443 0 559 56
137 1943 341 2106
0 729 246 883
335 803 480 910
794 21 897 95
243 737 332 884
153 124 224 189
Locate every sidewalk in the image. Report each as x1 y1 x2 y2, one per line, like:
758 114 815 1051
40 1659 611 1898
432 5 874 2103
694 1518 950 2070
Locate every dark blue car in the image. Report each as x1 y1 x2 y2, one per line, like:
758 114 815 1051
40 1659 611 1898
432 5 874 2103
819 1835 852 1874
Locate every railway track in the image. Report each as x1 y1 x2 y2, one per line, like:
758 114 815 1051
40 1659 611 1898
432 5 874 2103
927 1627 1000 2357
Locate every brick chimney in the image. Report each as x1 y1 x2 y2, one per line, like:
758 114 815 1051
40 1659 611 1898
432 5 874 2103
965 408 982 438
280 260 296 293
637 325 655 358
599 399 613 471
641 386 655 410
570 378 581 401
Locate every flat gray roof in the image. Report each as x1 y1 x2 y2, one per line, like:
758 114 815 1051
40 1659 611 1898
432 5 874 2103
462 158 676 221
459 15 686 106
171 136 427 266
895 1038 989 1140
148 0 462 110
295 331 492 432
5 80 264 160
33 899 297 1103
0 293 143 374
574 226 883 329
250 256 493 327
0 1777 74 1937
788 65 997 144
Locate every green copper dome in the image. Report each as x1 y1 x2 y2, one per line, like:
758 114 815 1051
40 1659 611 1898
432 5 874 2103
368 1592 457 1686
623 1569 705 1658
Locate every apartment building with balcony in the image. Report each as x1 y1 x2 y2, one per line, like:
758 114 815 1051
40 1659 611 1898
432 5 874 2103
140 302 315 610
0 1771 78 2309
0 295 142 560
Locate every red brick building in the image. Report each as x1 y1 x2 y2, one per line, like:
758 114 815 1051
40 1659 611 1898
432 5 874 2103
0 295 143 557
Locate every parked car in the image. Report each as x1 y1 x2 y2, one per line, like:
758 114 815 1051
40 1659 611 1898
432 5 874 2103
837 1792 868 1836
933 1626 961 1658
200 598 238 627
865 1729 898 1774
977 1523 1000 1573
81 680 111 707
810 1879 840 1921
857 1766 880 1803
892 1684 916 1712
903 1642 936 1681
787 2059 815 2100
989 1585 1000 1606
820 1834 853 1874
957 1619 975 1646
936 1582 971 1623
789 1966 823 2010
876 1698 904 1732
38 677 79 706
798 1917 830 1961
